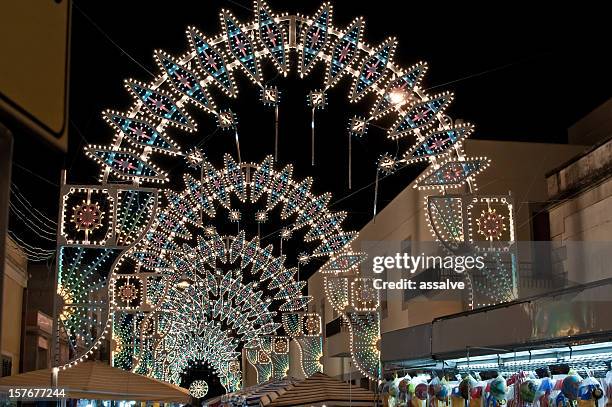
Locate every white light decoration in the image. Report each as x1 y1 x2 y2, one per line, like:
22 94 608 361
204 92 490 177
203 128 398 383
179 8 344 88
57 155 355 387
189 380 209 398
55 0 513 387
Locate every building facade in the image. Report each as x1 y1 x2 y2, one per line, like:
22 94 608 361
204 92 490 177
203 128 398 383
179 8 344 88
308 137 589 382
1 237 27 376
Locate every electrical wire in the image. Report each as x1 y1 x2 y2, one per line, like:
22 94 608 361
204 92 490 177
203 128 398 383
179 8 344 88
12 162 59 187
9 204 56 242
72 2 155 77
10 184 57 227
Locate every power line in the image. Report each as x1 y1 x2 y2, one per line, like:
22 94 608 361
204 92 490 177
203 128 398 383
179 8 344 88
226 0 253 12
72 2 155 77
12 162 59 187
11 184 58 226
424 51 555 91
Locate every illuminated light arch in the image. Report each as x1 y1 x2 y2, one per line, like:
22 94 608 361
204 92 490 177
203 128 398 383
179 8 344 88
58 155 367 384
56 0 519 386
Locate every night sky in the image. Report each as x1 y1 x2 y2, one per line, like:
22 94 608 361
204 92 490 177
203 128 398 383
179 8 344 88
9 0 611 279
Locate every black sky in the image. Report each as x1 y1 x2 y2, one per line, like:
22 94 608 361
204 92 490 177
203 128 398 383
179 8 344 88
10 0 611 278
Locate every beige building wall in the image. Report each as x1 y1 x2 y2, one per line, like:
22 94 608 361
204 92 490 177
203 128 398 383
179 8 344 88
546 136 612 285
309 139 585 380
2 237 27 376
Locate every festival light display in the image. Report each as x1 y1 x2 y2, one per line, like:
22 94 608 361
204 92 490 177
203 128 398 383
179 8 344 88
55 0 518 390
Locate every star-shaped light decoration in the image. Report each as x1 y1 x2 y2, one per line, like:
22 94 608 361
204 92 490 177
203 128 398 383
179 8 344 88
185 147 204 168
228 209 242 223
72 201 104 232
118 283 139 302
203 225 216 236
348 116 368 138
377 153 398 175
260 85 280 107
189 380 209 398
217 109 237 130
255 210 268 223
477 208 506 241
280 227 292 240
307 90 327 110
298 252 310 265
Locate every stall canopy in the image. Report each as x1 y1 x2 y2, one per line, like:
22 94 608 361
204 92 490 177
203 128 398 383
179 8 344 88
0 361 191 403
205 377 298 406
207 373 378 407
264 373 378 407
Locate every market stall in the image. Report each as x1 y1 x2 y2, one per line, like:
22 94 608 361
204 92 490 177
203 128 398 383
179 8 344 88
0 360 191 403
205 373 379 407
380 342 612 407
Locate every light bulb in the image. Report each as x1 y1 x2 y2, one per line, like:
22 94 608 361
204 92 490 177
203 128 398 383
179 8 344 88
389 89 407 105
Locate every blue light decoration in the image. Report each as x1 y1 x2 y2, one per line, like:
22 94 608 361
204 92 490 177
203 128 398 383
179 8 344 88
131 251 172 270
197 235 215 266
426 196 465 252
370 62 428 119
294 193 331 229
260 255 284 280
103 112 180 155
57 247 120 354
253 358 273 383
325 18 363 88
211 231 226 260
223 154 247 202
124 80 195 130
350 38 397 101
165 190 202 227
146 231 178 252
312 232 357 257
279 296 313 312
415 158 491 189
295 336 323 376
240 237 259 269
115 189 156 247
267 165 293 210
304 212 347 242
86 146 168 183
268 268 297 290
282 313 302 336
251 245 273 274
187 27 236 97
229 230 246 263
154 51 216 113
274 281 306 299
250 156 274 203
221 10 261 85
299 3 332 77
112 313 135 370
183 174 216 217
256 0 287 74
388 92 453 139
202 160 231 209
281 177 313 219
156 211 192 241
405 124 475 163
321 252 367 273
346 312 381 379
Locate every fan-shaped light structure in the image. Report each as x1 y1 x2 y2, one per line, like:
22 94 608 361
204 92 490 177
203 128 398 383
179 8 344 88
56 0 519 391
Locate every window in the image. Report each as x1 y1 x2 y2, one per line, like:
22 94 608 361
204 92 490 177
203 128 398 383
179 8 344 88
1 355 12 377
320 298 326 336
